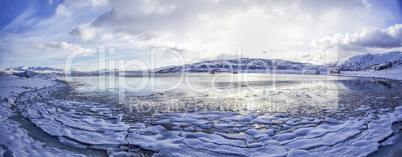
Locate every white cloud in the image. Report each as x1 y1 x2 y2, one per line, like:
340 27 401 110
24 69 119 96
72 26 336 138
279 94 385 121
55 4 72 17
313 24 402 49
387 24 402 38
56 0 109 17
81 0 393 61
70 24 97 42
0 0 108 68
307 24 402 63
100 32 114 41
88 0 379 41
89 0 249 41
35 41 80 50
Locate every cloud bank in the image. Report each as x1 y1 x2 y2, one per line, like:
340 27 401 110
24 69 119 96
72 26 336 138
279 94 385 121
0 0 402 68
313 24 402 49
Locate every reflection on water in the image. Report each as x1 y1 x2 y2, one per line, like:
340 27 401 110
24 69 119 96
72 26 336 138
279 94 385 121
72 73 346 96
69 73 402 118
339 77 395 90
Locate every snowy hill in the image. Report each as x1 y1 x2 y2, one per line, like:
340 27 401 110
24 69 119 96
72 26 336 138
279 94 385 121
154 58 324 73
334 51 402 71
4 66 91 77
4 66 144 77
7 66 63 72
5 66 64 76
154 51 402 74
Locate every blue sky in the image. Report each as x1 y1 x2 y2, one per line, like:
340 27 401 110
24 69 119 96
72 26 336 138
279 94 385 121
0 0 402 70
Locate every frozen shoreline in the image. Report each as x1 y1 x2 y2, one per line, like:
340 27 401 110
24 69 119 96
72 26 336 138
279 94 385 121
0 75 86 156
338 64 402 81
0 73 401 156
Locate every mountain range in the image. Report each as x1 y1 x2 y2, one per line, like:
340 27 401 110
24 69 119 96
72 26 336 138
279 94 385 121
2 51 402 76
333 51 402 71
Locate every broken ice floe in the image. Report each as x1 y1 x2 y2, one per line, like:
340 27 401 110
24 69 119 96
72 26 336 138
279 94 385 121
14 87 402 156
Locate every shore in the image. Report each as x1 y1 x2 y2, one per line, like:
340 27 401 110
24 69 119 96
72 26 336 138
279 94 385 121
339 65 402 81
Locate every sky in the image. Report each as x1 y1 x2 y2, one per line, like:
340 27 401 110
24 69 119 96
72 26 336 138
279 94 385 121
0 0 402 70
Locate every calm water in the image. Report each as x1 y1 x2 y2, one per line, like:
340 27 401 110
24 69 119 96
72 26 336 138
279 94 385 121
72 73 349 96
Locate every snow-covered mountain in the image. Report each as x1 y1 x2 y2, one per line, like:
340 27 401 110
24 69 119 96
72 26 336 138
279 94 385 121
333 51 402 71
4 66 90 77
4 51 402 76
6 66 63 72
154 58 324 73
4 66 144 77
154 51 402 73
